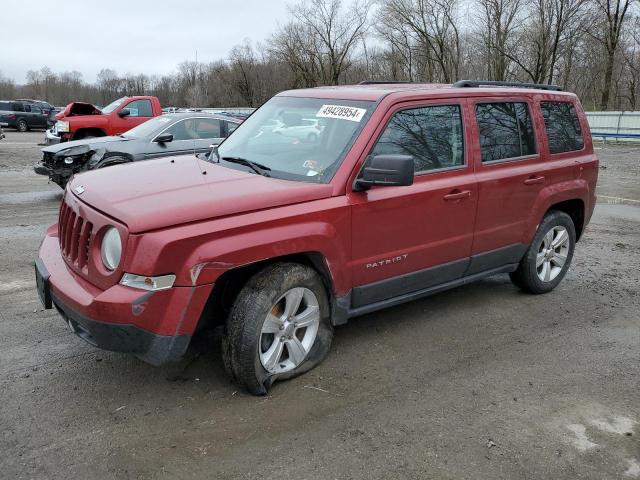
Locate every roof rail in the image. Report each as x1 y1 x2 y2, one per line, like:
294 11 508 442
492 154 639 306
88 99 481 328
358 80 413 85
452 80 562 91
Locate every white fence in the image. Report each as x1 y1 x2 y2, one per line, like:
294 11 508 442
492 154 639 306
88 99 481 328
585 111 640 141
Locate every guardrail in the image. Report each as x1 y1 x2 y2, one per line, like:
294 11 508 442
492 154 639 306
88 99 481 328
586 111 640 142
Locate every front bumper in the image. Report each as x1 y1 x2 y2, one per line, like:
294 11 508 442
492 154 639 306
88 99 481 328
36 226 214 365
44 128 61 145
33 161 51 176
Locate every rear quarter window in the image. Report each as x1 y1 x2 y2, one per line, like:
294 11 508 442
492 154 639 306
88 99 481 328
0 102 11 111
540 101 584 154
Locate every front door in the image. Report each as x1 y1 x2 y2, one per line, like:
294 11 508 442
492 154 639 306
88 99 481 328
145 119 196 158
114 99 154 134
348 100 478 308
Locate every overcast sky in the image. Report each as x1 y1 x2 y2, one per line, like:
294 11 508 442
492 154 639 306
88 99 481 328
0 0 291 84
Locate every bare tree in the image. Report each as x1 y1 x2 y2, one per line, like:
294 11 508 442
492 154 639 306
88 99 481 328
587 0 634 110
273 0 372 85
476 0 521 81
380 0 462 83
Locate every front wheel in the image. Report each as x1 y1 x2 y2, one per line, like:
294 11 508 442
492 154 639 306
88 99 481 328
222 263 333 395
510 210 576 294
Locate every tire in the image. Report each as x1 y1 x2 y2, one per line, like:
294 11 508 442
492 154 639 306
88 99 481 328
510 210 576 294
17 120 28 132
222 263 333 395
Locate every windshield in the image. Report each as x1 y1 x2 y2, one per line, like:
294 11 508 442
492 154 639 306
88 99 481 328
122 115 174 138
216 96 373 183
101 97 128 114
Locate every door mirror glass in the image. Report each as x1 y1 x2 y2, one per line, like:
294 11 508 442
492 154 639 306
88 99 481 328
353 154 414 191
118 108 131 118
154 133 173 143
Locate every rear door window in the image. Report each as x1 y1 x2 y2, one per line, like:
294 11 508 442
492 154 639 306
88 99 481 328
193 118 222 138
371 104 465 174
13 103 25 112
475 102 536 162
540 101 584 153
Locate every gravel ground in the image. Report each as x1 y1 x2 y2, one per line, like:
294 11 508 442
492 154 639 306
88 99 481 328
1 131 639 480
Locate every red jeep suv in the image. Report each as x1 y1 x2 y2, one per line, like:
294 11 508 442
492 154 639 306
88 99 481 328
36 80 598 394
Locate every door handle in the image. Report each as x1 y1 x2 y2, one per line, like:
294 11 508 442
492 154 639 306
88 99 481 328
443 190 471 201
524 176 545 185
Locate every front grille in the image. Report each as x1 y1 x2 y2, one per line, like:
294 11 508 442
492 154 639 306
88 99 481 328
42 151 55 168
59 199 93 271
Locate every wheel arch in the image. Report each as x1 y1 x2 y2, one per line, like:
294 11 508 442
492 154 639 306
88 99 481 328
545 198 585 240
196 251 337 331
72 128 107 140
528 181 590 243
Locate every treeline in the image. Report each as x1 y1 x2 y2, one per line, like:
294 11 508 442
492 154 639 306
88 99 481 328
1 0 638 111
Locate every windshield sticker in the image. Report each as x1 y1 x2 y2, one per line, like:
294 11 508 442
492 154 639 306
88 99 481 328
316 105 366 122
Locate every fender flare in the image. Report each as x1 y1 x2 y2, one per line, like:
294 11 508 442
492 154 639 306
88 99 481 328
180 221 350 295
524 179 590 243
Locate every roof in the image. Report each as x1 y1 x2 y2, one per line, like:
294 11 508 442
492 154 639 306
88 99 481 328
278 82 576 102
162 112 243 122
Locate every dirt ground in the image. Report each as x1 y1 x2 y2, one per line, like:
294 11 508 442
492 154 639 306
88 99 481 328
1 131 639 480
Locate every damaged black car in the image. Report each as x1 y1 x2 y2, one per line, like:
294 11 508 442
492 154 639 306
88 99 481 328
34 112 242 188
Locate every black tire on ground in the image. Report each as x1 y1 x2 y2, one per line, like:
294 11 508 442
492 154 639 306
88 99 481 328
17 120 28 132
222 263 333 395
510 210 576 294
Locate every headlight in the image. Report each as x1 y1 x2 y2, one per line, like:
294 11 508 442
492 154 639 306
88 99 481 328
56 121 69 132
101 227 122 271
120 273 176 291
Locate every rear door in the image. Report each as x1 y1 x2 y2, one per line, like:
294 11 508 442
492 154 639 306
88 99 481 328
29 106 47 128
348 99 477 308
468 98 546 273
190 117 225 152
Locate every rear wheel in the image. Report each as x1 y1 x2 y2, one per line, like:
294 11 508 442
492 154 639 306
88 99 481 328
17 120 28 132
222 263 333 395
510 210 576 294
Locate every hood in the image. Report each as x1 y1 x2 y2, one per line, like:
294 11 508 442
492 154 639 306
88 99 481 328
56 102 102 119
68 156 333 233
43 135 132 155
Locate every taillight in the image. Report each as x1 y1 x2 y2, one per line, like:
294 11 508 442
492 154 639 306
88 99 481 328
7 114 16 119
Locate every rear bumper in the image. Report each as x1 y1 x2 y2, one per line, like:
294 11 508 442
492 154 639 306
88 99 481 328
36 226 214 365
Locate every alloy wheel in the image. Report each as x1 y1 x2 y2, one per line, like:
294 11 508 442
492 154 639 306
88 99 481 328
259 287 320 374
536 226 570 282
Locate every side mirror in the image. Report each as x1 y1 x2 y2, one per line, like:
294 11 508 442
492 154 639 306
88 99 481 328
154 133 173 143
353 154 414 191
118 108 131 118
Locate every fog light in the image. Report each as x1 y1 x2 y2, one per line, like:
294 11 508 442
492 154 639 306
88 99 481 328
120 273 176 291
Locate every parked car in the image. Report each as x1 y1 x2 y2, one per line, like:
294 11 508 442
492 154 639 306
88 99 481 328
44 95 163 145
35 113 242 188
16 98 57 125
0 100 49 131
35 80 598 395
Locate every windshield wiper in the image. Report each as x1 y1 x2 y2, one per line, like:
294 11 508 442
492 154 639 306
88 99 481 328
221 156 271 177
